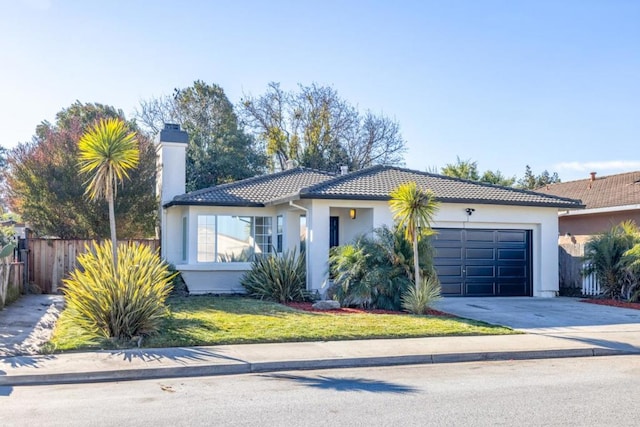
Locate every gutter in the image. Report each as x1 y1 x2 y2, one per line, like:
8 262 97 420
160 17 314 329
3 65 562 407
559 204 640 217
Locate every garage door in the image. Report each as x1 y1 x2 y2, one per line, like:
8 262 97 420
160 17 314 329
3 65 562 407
431 228 531 297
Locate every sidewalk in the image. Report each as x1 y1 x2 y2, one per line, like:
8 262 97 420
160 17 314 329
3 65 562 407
2 295 640 387
1 333 638 387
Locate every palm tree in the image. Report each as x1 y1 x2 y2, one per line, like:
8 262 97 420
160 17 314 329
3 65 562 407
78 118 139 266
388 182 439 287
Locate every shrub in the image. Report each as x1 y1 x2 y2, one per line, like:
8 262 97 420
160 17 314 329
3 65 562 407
583 221 640 300
62 241 175 341
328 225 436 310
241 251 306 303
402 275 441 314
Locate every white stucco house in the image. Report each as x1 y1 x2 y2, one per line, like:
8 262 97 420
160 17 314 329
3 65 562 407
157 124 583 297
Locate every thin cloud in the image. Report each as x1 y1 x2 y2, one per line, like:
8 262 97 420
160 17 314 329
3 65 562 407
554 161 640 172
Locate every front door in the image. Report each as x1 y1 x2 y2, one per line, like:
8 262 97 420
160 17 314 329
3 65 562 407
329 216 339 248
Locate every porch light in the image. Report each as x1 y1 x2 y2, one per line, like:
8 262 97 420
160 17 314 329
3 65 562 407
349 209 357 220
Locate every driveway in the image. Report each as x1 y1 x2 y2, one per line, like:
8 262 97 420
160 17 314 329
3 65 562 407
0 294 64 357
434 297 640 352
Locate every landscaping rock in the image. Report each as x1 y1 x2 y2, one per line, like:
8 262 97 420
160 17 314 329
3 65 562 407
312 300 341 310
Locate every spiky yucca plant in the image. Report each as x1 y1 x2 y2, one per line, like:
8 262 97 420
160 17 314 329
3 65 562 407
401 275 442 315
241 251 306 303
63 241 175 341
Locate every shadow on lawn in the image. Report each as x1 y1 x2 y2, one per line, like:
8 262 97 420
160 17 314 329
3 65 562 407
263 373 419 394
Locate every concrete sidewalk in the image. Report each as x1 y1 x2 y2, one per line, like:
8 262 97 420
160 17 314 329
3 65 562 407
2 295 640 387
2 332 638 387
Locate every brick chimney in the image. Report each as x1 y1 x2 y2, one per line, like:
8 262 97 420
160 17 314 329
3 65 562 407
589 171 597 182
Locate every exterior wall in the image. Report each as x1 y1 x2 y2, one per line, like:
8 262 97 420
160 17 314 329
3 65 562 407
559 210 640 238
167 203 312 294
329 206 374 245
305 200 560 298
162 205 187 264
165 198 561 297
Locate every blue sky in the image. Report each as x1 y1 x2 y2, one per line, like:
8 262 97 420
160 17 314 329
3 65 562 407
1 0 638 182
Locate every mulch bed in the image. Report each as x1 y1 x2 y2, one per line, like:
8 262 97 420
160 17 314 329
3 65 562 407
581 299 640 310
285 302 453 317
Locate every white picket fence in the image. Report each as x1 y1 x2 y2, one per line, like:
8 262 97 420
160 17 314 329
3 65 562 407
581 263 601 296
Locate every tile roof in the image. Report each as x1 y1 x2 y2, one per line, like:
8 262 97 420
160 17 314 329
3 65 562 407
300 165 583 208
166 168 336 207
535 171 640 209
165 165 583 209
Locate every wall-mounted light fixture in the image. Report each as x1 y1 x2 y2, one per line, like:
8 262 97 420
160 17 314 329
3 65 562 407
349 208 357 220
465 208 475 216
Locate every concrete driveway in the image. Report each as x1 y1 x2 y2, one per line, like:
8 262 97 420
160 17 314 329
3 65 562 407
0 294 64 357
433 297 640 352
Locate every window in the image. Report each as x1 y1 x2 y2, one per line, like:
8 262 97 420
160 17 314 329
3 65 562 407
181 216 188 261
300 215 307 253
255 216 273 255
276 215 283 253
197 215 274 262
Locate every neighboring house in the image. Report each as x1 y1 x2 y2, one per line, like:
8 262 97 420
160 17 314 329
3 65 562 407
537 171 640 242
157 124 582 298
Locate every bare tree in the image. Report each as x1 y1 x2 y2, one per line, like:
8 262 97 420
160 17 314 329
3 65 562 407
241 82 406 172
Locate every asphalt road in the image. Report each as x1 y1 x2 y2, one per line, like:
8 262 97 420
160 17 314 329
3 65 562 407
2 356 639 426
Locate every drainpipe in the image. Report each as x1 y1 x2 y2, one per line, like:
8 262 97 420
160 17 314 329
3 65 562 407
289 201 310 291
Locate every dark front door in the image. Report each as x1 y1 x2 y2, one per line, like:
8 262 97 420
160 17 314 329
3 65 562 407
329 216 339 248
432 228 532 297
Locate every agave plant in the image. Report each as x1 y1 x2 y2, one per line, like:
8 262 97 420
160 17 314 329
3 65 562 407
241 250 306 303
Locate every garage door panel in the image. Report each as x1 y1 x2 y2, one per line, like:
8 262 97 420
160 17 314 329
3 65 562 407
434 247 463 260
498 231 526 243
465 230 495 242
497 283 529 296
466 265 495 277
498 266 526 278
440 281 463 295
432 228 531 297
498 248 526 261
465 282 496 296
436 265 463 277
466 248 495 260
434 229 463 241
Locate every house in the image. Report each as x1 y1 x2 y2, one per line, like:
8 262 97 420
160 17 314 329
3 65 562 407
157 124 583 297
536 171 640 243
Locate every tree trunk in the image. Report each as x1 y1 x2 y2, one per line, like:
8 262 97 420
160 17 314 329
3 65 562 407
108 194 118 268
413 229 421 287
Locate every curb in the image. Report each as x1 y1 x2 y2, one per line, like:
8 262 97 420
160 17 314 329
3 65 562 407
2 347 637 387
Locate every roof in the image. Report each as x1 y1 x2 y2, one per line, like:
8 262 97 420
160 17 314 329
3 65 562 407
300 165 583 208
165 165 583 209
535 171 640 210
166 167 336 207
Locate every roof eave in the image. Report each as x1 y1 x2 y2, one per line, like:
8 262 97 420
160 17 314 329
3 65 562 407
163 200 266 209
299 193 584 209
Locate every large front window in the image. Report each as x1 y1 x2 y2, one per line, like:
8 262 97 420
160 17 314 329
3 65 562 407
197 215 273 262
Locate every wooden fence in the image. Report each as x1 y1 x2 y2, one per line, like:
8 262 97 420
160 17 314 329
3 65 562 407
558 238 601 296
26 239 160 293
0 259 24 309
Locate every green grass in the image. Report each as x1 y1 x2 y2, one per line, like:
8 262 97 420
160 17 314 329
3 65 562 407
45 295 516 352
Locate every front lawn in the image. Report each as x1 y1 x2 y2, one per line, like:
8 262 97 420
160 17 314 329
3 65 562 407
46 296 516 352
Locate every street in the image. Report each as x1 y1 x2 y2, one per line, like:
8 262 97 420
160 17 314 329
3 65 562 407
1 355 639 426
